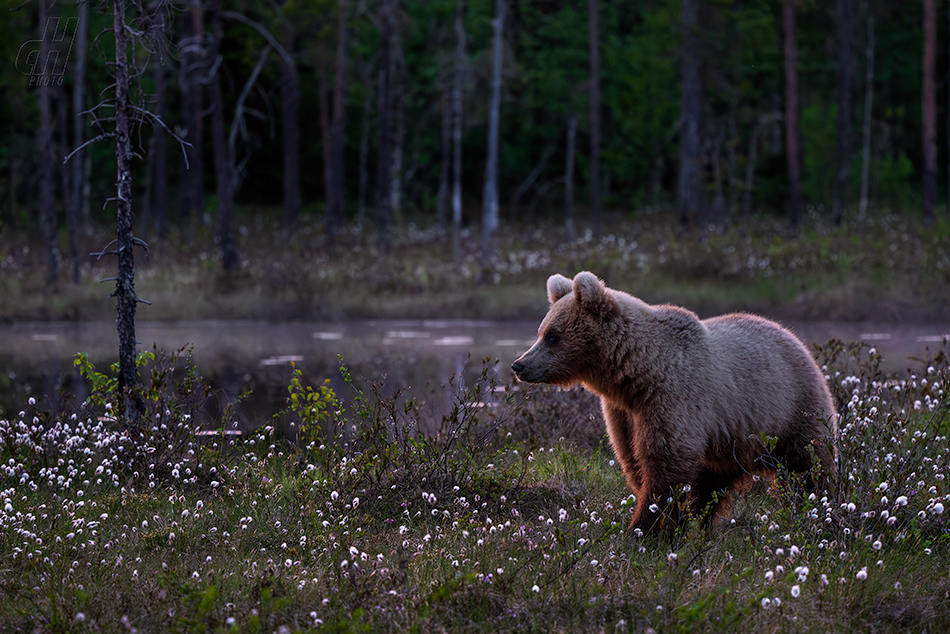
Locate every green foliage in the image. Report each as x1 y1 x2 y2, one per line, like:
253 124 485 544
73 346 212 430
3 0 945 231
73 351 119 409
286 362 341 444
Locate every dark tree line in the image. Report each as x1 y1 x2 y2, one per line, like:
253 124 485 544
3 0 950 276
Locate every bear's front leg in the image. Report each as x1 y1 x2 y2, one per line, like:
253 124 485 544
628 475 690 534
602 403 643 492
626 434 699 534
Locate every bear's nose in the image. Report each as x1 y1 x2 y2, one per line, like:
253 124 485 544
511 361 524 375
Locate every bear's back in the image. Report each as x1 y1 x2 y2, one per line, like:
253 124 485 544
700 312 834 434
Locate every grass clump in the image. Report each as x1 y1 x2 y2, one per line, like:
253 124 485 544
1 343 949 632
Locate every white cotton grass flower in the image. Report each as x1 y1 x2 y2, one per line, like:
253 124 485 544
856 568 868 581
791 585 801 598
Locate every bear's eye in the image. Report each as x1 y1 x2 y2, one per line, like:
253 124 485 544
544 331 559 345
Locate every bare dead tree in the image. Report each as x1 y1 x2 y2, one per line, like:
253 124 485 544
112 0 139 413
65 0 183 423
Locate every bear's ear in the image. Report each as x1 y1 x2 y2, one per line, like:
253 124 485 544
572 271 615 316
546 274 573 305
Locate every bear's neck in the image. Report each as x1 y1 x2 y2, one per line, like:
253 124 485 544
584 312 666 410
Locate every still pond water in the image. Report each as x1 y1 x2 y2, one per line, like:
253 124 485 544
2 319 948 428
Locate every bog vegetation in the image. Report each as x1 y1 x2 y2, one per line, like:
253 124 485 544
0 337 948 632
2 211 950 324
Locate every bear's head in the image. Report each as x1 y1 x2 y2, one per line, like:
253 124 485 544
511 271 618 386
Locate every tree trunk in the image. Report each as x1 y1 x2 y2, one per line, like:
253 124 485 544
510 142 555 216
152 51 168 238
832 0 853 225
677 0 703 227
452 0 465 252
375 0 396 250
564 115 577 241
209 0 237 271
710 134 726 223
318 51 333 229
481 0 504 268
437 88 451 229
113 0 140 418
742 116 767 218
588 0 601 236
783 0 802 228
858 14 874 225
922 0 937 224
280 20 300 227
328 0 348 242
38 0 59 287
357 93 371 227
391 89 404 219
68 0 88 283
179 2 204 221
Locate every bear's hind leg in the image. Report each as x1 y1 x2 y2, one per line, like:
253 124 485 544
781 439 835 495
690 469 750 528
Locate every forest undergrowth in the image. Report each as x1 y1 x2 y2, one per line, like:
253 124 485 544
2 209 950 322
0 339 949 632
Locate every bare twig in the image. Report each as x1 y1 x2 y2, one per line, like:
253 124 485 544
64 133 113 164
221 10 293 68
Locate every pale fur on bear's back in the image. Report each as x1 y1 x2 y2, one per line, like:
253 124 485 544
512 271 838 534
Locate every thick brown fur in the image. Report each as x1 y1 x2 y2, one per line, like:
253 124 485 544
512 271 838 534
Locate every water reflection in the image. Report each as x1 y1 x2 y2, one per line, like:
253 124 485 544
0 319 946 430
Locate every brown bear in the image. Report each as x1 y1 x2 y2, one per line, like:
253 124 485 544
511 271 838 534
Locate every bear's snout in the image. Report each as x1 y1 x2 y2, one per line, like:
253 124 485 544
511 354 546 383
512 359 537 382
